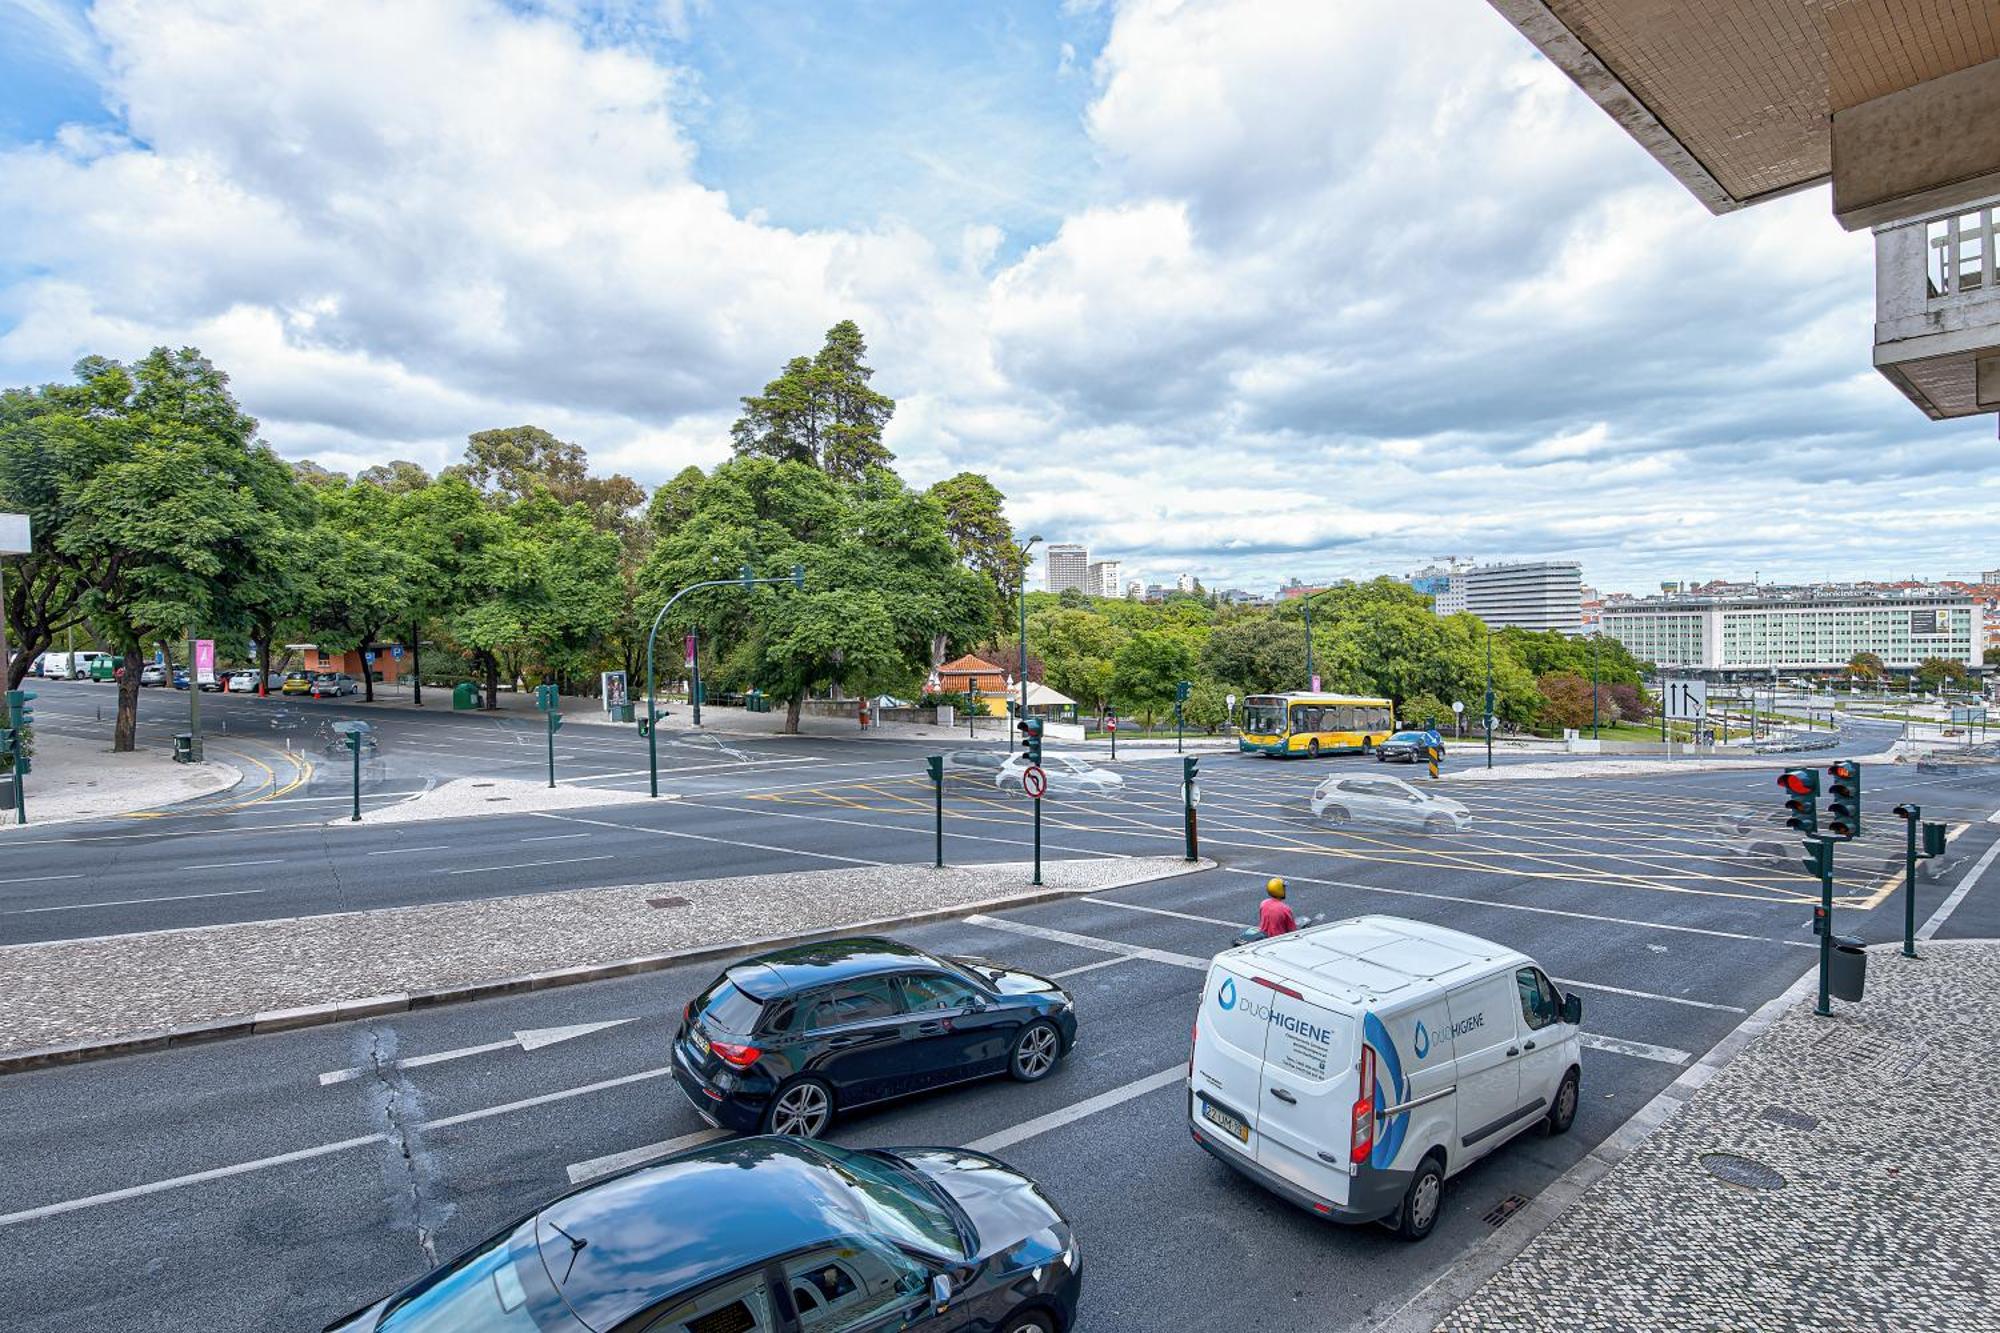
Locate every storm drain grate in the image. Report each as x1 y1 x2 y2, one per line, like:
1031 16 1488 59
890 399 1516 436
1483 1194 1531 1227
1701 1153 1787 1191
647 896 690 910
1759 1105 1820 1132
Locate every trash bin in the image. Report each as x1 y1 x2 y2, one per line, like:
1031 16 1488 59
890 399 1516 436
609 702 633 723
452 681 478 711
745 690 769 714
173 733 194 763
1829 935 1867 1002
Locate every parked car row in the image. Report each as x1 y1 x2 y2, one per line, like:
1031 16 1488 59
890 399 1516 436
336 915 1583 1331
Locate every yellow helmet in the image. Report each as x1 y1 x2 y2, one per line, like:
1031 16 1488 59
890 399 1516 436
1265 877 1287 899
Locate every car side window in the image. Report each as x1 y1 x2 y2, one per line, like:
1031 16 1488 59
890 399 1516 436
638 1264 777 1332
804 980 897 1030
896 972 982 1013
1516 967 1560 1031
779 1238 928 1332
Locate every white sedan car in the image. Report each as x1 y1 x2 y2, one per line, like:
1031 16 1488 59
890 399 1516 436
995 753 1125 796
1310 774 1469 833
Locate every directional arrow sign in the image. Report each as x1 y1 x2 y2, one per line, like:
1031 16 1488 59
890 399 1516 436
318 1018 635 1086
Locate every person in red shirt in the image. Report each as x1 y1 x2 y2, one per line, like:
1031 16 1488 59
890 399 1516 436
1258 877 1297 937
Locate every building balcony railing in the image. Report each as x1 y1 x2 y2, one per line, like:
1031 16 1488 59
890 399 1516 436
1874 194 2000 421
1927 205 1997 302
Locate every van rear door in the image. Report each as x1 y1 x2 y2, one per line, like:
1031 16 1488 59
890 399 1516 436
1250 976 1354 1206
1190 959 1270 1163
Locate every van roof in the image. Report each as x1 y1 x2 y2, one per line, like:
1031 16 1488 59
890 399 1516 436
1230 914 1526 1007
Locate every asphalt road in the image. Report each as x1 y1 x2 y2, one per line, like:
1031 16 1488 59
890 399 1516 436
3 686 1997 1330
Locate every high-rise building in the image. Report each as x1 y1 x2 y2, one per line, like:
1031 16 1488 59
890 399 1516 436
1602 588 1982 675
1175 572 1197 594
1457 561 1584 634
1086 559 1122 599
1044 543 1088 594
1126 580 1144 600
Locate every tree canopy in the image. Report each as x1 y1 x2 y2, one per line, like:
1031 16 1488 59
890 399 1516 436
730 321 895 481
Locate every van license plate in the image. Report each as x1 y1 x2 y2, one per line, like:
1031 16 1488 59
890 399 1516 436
1201 1100 1249 1142
690 1029 711 1056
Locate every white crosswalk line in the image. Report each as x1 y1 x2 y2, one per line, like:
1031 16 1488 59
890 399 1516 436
963 1066 1186 1154
566 1128 733 1184
1578 1033 1691 1065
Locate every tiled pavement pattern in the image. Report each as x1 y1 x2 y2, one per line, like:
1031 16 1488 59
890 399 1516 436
1436 941 2000 1332
0 855 1198 1054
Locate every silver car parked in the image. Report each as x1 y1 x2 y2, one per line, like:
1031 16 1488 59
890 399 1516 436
1310 775 1469 833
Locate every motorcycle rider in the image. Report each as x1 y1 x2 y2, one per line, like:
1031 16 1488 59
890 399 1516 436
1258 876 1298 938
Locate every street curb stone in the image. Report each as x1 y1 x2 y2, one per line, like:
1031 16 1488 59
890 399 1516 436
0 861 1213 1076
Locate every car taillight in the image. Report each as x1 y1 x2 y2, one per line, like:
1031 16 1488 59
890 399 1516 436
710 1041 762 1068
1350 1044 1376 1164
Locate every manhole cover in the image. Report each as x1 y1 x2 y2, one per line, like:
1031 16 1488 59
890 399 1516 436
1701 1153 1787 1191
1482 1194 1530 1227
470 782 495 788
1759 1105 1819 1132
486 796 511 802
647 896 689 910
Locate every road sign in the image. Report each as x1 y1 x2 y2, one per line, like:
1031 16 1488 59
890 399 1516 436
364 649 376 664
1451 700 1464 714
1310 674 1321 691
1022 764 1048 799
0 512 28 554
684 634 697 667
1664 679 1707 721
1106 717 1117 732
1225 693 1236 712
1951 706 1987 724
391 644 404 661
1484 714 1498 731
1184 781 1202 808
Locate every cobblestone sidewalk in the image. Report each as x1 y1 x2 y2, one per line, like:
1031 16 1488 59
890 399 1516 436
0 855 1203 1062
1433 942 2000 1333
0 730 239 828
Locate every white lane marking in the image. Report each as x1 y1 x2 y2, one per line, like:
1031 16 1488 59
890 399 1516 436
519 832 591 843
1577 1033 1691 1065
365 845 451 856
962 914 1207 970
440 855 615 876
533 813 887 867
0 1066 672 1230
2 888 265 916
566 1128 734 1185
1219 868 1816 950
319 1019 636 1085
1094 899 1238 929
1550 977 1746 1014
0 874 85 886
1919 821 2000 941
963 1066 1186 1154
176 859 286 870
1049 955 1142 980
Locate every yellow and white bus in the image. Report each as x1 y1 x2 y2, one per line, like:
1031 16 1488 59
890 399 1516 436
1238 692 1394 758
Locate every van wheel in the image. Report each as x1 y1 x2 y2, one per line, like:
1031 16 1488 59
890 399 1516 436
1545 1069 1579 1135
1395 1156 1444 1242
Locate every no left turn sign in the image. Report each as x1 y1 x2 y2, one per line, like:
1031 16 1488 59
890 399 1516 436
1022 764 1048 799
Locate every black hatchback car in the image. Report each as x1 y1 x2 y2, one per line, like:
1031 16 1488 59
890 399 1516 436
673 938 1077 1138
326 1135 1080 1332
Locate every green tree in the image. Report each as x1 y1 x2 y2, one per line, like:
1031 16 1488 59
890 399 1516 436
1113 630 1194 728
926 471 1024 613
1399 691 1453 733
730 321 895 481
1199 617 1307 694
302 481 422 703
1847 651 1886 680
355 459 433 494
1182 678 1230 733
1915 656 1968 690
1985 646 2000 669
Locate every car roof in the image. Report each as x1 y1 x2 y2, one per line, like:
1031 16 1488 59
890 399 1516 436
728 936 934 996
1228 913 1526 1007
535 1138 876 1328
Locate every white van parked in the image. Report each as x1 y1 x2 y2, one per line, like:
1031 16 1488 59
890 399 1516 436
1188 914 1582 1241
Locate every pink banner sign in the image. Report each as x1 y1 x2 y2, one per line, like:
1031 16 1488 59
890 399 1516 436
194 639 216 685
684 634 697 667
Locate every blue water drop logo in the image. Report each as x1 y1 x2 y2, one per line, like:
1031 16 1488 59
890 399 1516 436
1218 978 1237 1011
1413 1021 1430 1060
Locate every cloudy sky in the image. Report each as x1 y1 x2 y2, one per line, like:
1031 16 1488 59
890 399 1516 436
2 0 1993 596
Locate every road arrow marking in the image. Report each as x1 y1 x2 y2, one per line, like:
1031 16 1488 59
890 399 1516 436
318 1018 636 1085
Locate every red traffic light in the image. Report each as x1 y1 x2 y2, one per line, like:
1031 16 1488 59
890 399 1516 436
1828 761 1856 781
1778 770 1817 796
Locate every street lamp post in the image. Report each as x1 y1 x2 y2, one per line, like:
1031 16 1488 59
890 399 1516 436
1591 632 1600 739
1484 629 1495 770
1017 536 1042 721
644 564 803 798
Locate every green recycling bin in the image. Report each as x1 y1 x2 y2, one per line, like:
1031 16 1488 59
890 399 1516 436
610 702 634 723
452 681 479 710
746 690 769 714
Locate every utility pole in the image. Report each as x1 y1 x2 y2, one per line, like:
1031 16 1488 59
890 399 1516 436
1017 535 1042 721
1484 630 1494 770
188 631 202 762
1591 633 1599 739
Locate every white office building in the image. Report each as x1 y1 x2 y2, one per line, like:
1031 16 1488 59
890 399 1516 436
1438 561 1582 634
1044 543 1088 594
1086 559 1122 599
1602 589 1982 676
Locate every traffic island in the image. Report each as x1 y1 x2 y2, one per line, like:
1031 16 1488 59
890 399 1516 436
0 730 239 828
0 854 1212 1072
338 776 661 824
1417 941 2000 1333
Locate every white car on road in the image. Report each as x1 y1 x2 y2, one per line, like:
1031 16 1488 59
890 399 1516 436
1311 774 1469 833
995 753 1125 796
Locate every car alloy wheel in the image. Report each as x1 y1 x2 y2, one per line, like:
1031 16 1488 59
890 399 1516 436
1005 1313 1055 1333
1424 816 1453 835
1322 805 1350 825
767 1079 833 1138
1011 1021 1061 1082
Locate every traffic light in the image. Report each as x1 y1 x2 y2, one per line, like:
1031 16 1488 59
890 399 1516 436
926 755 943 784
791 563 806 589
549 708 565 733
1183 755 1198 785
1824 760 1861 839
739 563 755 590
1017 716 1043 765
1801 836 1833 882
1175 680 1192 705
6 688 33 730
1778 768 1819 834
1923 821 1947 857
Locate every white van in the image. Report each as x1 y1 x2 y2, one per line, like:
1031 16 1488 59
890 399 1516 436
1188 914 1582 1241
43 651 110 680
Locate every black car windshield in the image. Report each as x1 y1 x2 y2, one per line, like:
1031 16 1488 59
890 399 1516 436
377 1228 541 1332
808 1144 969 1260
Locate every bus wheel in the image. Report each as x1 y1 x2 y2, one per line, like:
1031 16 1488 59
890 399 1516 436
1361 737 1373 756
1307 739 1320 759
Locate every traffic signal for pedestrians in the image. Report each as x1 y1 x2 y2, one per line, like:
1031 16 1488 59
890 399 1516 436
1183 755 1198 786
1801 836 1833 882
6 687 33 730
1824 760 1861 839
926 755 943 784
791 563 806 589
1175 680 1192 705
1778 768 1819 834
1923 821 1947 857
534 683 557 710
1018 716 1043 766
549 708 565 733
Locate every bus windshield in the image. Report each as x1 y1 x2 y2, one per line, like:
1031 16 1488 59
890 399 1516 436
1242 699 1288 735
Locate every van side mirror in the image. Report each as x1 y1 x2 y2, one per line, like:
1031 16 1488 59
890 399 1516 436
1562 993 1582 1025
931 1274 953 1313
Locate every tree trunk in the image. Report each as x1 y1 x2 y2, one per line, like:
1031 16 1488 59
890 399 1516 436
113 645 143 752
784 694 802 735
410 623 422 706
359 636 376 702
7 635 48 691
483 652 499 710
258 635 272 697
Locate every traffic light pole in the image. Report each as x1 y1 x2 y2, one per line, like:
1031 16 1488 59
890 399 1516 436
930 758 945 868
1032 796 1043 886
1484 632 1494 771
1813 838 1834 1017
1899 807 1920 959
1175 701 1183 754
547 705 558 788
350 733 363 822
643 568 802 798
1183 757 1200 861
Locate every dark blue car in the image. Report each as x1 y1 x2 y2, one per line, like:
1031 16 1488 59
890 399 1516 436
326 1135 1080 1332
674 938 1077 1139
1375 730 1445 763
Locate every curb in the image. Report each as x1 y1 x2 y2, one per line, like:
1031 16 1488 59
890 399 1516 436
0 858 1216 1076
